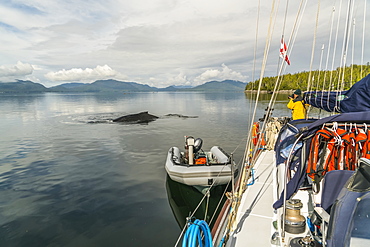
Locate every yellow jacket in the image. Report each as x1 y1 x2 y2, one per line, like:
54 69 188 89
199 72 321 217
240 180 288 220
287 97 307 120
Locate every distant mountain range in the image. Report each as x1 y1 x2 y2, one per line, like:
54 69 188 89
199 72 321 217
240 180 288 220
0 79 247 93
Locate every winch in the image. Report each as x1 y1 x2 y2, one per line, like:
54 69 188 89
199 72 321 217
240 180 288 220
283 199 306 234
290 236 321 247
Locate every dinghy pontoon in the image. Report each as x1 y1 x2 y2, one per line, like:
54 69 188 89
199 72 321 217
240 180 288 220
165 136 237 186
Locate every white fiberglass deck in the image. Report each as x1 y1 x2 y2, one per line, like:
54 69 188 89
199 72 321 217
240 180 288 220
226 150 276 247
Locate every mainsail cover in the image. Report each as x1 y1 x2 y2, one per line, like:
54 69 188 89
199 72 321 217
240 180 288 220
304 74 370 113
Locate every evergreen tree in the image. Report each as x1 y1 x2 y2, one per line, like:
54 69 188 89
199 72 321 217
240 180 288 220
246 64 370 91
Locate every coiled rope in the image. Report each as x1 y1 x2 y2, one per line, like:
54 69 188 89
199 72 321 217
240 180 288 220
174 178 231 247
182 219 213 247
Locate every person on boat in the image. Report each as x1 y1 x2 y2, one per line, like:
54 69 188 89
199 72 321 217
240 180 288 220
287 89 307 120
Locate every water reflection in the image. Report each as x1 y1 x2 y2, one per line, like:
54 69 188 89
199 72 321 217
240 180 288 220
165 175 229 229
0 91 289 246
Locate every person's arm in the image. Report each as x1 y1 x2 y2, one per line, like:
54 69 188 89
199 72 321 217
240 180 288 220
287 99 295 110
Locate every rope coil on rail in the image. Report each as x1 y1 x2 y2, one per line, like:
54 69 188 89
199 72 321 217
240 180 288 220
182 219 213 247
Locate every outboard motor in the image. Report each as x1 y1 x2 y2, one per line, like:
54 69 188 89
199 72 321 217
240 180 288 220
194 138 203 153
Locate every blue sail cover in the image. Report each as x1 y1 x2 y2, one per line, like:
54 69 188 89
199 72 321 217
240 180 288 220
304 74 370 113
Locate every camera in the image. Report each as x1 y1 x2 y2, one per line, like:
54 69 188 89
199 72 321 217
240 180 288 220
288 94 294 99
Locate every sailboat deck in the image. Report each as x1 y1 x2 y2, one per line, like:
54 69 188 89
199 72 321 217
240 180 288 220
226 150 276 247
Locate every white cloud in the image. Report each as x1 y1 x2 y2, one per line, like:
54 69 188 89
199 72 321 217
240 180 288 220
0 61 34 77
170 72 190 85
149 72 192 88
194 64 248 85
0 1 369 87
44 65 119 82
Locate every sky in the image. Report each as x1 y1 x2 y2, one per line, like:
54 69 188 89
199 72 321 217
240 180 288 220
0 0 369 88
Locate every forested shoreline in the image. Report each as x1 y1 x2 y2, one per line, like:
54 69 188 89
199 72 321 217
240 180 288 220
245 64 370 91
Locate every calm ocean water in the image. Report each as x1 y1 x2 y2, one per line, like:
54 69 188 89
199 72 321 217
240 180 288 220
0 92 291 247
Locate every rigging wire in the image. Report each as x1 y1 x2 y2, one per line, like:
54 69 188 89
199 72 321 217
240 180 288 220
339 0 354 92
331 0 354 112
250 0 308 165
329 0 343 96
208 180 232 226
324 5 336 112
282 0 289 34
251 0 281 141
173 151 245 246
227 0 308 240
173 187 212 246
241 0 283 190
315 44 325 94
318 44 325 90
220 2 282 241
360 0 366 77
276 0 289 72
351 16 355 86
204 192 210 221
323 4 336 89
174 1 368 246
306 0 321 93
249 0 262 120
264 0 307 123
252 0 261 84
173 136 248 246
313 43 324 117
242 0 280 177
331 0 344 112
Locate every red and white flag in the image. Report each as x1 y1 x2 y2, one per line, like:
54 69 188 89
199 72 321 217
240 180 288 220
279 38 291 65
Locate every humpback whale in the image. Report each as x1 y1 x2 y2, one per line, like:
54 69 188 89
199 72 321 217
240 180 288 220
112 111 159 124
